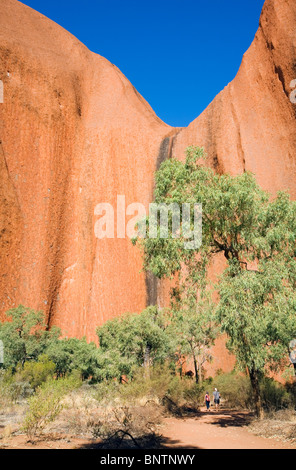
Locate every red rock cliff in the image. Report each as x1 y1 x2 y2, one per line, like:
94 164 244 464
0 0 174 340
0 0 296 346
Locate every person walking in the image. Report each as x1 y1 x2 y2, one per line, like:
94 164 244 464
205 392 211 411
213 388 221 411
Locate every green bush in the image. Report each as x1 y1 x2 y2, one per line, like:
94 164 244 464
45 337 100 380
92 365 175 405
0 306 61 368
92 364 206 413
17 355 56 390
211 371 253 409
182 382 207 408
92 380 121 405
0 369 33 403
7 380 33 401
285 381 296 409
260 377 292 411
208 371 294 412
22 373 82 439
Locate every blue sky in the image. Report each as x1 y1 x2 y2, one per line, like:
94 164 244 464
21 0 265 127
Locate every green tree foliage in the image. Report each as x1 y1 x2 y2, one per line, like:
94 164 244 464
169 295 218 384
0 305 60 368
134 146 296 417
217 257 296 417
18 354 56 390
0 306 101 382
136 146 296 281
45 337 100 380
96 306 174 380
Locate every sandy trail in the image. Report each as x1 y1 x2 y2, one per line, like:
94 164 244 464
1 409 295 450
160 409 296 450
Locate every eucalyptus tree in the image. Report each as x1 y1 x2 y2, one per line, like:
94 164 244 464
96 306 174 381
134 146 296 417
0 305 60 368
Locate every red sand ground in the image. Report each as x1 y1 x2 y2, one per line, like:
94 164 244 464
1 410 295 450
161 410 296 450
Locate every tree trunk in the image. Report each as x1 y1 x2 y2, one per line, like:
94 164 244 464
144 343 151 379
193 352 199 384
249 367 264 419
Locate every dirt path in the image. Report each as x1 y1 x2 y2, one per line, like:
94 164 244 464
160 409 296 450
1 409 295 450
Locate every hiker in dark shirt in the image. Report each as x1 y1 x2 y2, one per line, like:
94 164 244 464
213 388 221 411
205 392 211 411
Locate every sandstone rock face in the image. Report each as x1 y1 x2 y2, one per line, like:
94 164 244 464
0 0 174 340
0 0 296 363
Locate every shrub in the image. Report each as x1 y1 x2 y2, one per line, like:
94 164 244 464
260 377 292 411
17 355 56 390
209 371 294 412
182 382 207 408
7 380 34 401
211 371 253 409
0 369 33 403
92 364 176 405
89 404 162 449
22 374 82 440
92 364 206 416
285 381 296 409
92 379 121 405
